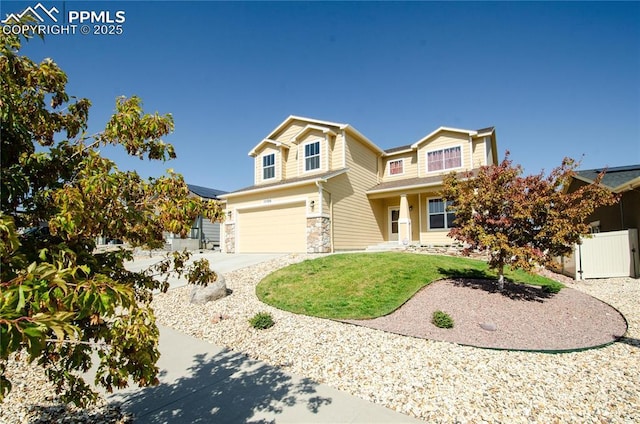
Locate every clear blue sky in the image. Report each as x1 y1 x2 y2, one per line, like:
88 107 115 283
4 1 639 192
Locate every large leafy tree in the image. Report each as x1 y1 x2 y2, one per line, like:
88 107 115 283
442 153 616 290
0 28 222 404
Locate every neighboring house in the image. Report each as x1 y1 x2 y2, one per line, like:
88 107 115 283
220 115 498 253
566 164 640 233
558 164 640 279
165 184 227 251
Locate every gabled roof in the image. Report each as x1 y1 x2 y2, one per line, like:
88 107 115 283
266 115 346 141
249 139 288 157
572 164 640 193
253 115 385 156
187 184 227 199
410 126 495 149
290 124 337 143
220 168 349 199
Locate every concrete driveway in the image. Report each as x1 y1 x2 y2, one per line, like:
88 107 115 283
125 251 285 289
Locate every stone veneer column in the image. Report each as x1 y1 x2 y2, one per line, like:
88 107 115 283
224 223 235 253
306 217 331 253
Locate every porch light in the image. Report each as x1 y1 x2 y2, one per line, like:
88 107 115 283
310 200 315 210
409 205 413 212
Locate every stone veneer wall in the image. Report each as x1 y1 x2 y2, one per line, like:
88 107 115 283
307 217 331 253
224 223 235 253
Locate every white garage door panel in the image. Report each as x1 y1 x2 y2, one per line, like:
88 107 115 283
238 203 306 253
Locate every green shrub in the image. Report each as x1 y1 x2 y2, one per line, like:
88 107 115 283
542 283 562 294
432 310 454 329
249 312 275 330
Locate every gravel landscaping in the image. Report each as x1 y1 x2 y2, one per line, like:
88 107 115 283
2 253 639 423
343 278 628 351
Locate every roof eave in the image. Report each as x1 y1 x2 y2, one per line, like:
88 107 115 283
220 168 349 199
248 139 288 157
613 176 640 193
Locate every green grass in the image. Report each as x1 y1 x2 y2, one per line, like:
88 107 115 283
256 252 563 320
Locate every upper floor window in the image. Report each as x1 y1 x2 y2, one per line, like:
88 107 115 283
389 159 404 176
428 198 456 230
427 146 462 172
263 153 275 180
305 141 320 171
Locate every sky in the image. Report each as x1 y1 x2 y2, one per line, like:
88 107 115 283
3 0 639 192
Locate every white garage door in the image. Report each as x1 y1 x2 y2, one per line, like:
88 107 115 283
237 202 307 253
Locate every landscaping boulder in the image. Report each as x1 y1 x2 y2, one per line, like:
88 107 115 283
190 273 227 305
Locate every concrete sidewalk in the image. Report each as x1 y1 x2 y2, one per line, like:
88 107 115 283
104 325 422 423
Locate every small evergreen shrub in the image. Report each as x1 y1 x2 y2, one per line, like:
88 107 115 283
249 312 275 330
542 283 562 294
432 310 454 329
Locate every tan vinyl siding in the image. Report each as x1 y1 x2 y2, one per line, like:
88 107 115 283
327 133 384 250
418 132 471 177
272 122 305 144
381 153 419 182
229 185 315 209
331 133 345 171
420 229 456 245
471 137 487 168
285 144 299 180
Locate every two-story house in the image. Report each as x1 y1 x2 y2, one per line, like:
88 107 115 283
220 116 498 253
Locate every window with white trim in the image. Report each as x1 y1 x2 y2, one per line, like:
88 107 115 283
262 153 275 180
389 159 404 175
427 146 462 172
304 141 321 171
428 198 456 230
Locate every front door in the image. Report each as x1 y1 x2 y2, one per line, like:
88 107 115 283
389 208 400 241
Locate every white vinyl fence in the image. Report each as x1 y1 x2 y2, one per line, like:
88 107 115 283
555 229 639 280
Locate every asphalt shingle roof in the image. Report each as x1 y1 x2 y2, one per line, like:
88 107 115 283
576 164 640 190
187 184 227 199
384 144 413 154
228 168 349 195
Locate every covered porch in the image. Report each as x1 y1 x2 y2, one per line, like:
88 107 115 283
368 187 456 247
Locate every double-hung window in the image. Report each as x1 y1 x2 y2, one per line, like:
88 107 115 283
389 159 404 176
304 141 320 171
428 198 456 230
427 146 462 172
263 153 275 180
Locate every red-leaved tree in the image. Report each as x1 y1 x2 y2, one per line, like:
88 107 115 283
441 153 617 290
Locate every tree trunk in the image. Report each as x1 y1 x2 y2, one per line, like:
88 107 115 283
497 263 505 291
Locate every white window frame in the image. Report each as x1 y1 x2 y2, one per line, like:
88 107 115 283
303 140 321 172
262 153 276 180
427 197 456 230
388 159 404 176
425 145 463 173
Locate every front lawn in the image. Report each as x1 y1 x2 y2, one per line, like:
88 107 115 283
256 252 563 319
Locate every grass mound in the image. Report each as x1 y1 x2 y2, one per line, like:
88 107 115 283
256 252 562 319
